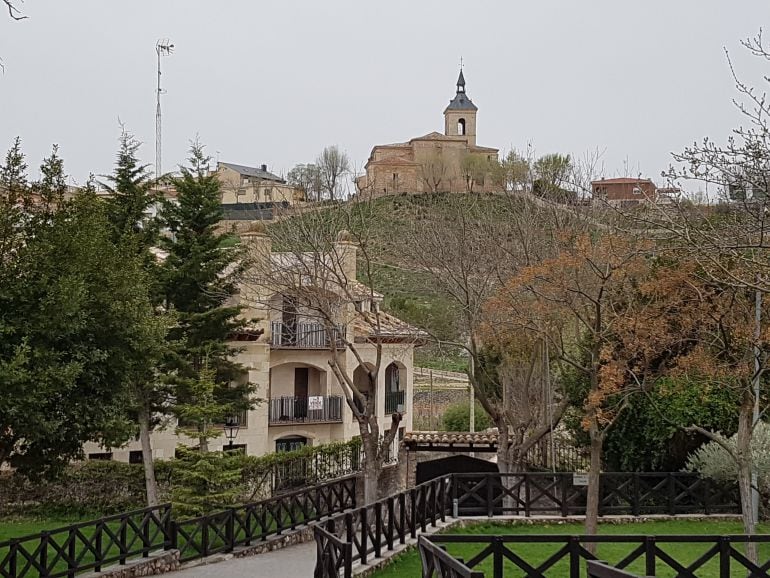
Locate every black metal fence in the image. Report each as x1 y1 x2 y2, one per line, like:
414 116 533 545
422 534 770 578
0 476 356 577
385 390 406 415
314 472 739 578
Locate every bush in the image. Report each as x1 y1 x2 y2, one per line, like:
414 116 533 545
443 401 492 432
0 438 363 518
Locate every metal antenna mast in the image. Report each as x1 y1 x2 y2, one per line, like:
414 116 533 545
155 39 174 180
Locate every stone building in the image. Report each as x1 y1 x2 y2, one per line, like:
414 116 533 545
217 161 304 206
83 228 419 462
356 70 499 196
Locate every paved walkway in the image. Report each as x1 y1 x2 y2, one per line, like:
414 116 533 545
173 541 316 578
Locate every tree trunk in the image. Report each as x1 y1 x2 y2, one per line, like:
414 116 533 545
584 423 603 552
496 420 511 475
198 425 209 453
138 404 159 507
737 390 757 562
362 435 380 504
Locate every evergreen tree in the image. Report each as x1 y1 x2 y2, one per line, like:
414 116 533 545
0 143 157 477
161 140 255 452
102 130 171 506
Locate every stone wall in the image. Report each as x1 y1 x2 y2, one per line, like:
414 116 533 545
83 550 180 578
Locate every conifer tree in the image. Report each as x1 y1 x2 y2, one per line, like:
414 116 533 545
102 130 170 506
161 140 255 452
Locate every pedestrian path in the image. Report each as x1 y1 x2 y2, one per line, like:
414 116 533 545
173 540 316 578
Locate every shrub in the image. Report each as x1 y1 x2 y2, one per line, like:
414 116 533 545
442 401 492 432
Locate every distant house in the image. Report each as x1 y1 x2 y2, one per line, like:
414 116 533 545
216 162 304 206
591 177 658 208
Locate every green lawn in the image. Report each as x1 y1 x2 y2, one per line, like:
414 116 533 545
0 517 83 542
373 520 770 578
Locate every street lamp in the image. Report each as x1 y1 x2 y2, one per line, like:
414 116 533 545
223 415 240 450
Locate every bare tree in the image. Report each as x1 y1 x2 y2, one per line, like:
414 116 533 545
239 206 418 503
419 151 449 194
397 193 567 473
316 146 350 202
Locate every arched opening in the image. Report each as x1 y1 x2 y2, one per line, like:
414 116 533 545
385 362 406 414
353 363 376 414
457 118 466 136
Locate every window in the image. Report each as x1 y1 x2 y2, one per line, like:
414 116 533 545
632 187 642 195
129 450 143 464
458 118 466 136
276 436 308 453
88 452 113 461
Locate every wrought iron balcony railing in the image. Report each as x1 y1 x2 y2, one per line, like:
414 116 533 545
269 395 344 424
270 321 344 348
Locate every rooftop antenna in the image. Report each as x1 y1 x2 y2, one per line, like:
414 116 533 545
155 39 174 181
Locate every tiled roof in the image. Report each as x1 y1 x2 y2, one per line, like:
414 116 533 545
444 93 478 112
591 178 654 185
352 310 427 342
403 431 499 447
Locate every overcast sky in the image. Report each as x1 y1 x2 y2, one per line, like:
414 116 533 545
1 0 769 191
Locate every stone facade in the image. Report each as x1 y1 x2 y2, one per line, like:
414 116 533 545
357 70 499 197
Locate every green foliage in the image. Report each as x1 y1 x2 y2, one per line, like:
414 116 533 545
442 402 492 432
171 447 244 516
0 140 161 477
0 439 362 518
686 421 770 482
603 378 740 472
160 141 256 446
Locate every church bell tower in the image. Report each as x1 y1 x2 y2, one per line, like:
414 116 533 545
444 68 478 147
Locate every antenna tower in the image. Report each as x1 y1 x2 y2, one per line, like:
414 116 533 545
155 39 174 180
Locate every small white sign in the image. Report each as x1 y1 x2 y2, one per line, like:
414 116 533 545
573 473 589 486
308 396 324 411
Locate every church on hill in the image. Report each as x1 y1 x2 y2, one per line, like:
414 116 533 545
356 69 499 197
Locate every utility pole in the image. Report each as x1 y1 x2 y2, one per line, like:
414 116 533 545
155 39 174 181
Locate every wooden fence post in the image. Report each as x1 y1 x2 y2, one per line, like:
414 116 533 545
492 536 504 578
568 536 580 578
644 536 656 576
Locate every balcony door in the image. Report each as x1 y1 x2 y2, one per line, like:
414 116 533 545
294 367 309 418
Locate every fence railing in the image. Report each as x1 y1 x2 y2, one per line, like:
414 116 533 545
587 560 644 578
0 504 172 578
314 476 451 577
452 472 738 517
270 322 344 348
172 475 356 563
421 534 770 578
418 535 484 578
385 390 405 415
0 476 356 577
314 472 739 577
269 395 344 424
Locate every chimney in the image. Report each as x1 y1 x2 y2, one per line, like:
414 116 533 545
261 164 268 172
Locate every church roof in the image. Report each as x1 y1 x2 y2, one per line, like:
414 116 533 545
445 92 478 112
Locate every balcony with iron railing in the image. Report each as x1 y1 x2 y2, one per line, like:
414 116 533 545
385 390 405 414
268 395 344 425
270 321 345 349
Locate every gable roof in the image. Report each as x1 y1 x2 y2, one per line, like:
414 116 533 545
219 162 285 183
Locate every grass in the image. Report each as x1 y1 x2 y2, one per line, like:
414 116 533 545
372 520 770 578
0 516 84 542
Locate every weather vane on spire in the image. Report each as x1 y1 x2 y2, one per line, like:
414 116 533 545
460 56 464 70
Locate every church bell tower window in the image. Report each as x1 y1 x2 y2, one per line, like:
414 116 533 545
458 118 466 136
